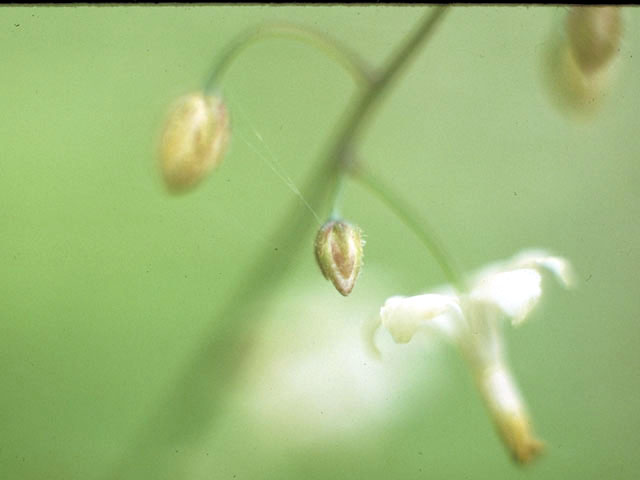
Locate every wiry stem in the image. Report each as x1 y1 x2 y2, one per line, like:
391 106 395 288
353 165 464 291
110 8 449 479
204 22 374 91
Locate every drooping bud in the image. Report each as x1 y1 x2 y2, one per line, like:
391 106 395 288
158 92 230 193
567 7 622 75
314 220 364 296
542 7 623 117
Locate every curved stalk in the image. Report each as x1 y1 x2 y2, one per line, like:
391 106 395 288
353 165 464 291
110 8 449 479
204 22 374 91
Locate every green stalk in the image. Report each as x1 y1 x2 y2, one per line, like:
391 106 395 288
324 6 449 213
354 166 464 291
110 8 449 479
204 22 374 91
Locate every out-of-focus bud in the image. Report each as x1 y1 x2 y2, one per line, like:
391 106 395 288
542 7 623 118
567 7 622 75
158 92 230 193
314 220 364 296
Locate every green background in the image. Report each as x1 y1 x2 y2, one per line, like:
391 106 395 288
1 6 639 479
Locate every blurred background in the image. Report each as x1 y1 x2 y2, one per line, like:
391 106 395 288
1 6 639 480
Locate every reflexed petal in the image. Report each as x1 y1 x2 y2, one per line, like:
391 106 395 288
470 269 543 326
380 294 463 343
511 250 575 288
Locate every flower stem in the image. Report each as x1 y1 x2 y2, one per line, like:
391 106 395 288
328 173 347 220
110 8 449 479
323 5 449 216
353 165 464 291
203 22 374 92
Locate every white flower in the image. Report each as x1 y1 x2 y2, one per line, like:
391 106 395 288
379 249 574 464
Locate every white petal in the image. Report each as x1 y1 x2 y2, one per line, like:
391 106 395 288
380 294 463 343
511 250 575 288
470 268 542 326
480 364 524 416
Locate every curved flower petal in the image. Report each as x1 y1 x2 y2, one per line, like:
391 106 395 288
470 251 575 326
511 250 575 288
380 294 463 343
470 269 542 326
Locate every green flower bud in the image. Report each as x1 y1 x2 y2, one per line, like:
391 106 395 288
567 7 622 75
314 220 364 296
158 92 230 193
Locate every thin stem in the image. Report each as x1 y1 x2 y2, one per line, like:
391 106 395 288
323 6 449 209
110 8 449 479
354 165 464 291
328 173 347 220
204 22 374 92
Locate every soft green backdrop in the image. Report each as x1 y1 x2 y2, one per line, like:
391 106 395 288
1 6 639 480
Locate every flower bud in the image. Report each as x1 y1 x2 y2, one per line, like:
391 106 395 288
567 7 622 75
314 220 364 296
158 92 230 193
541 8 622 117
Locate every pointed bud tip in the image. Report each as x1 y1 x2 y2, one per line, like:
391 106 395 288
158 92 230 194
314 220 364 296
